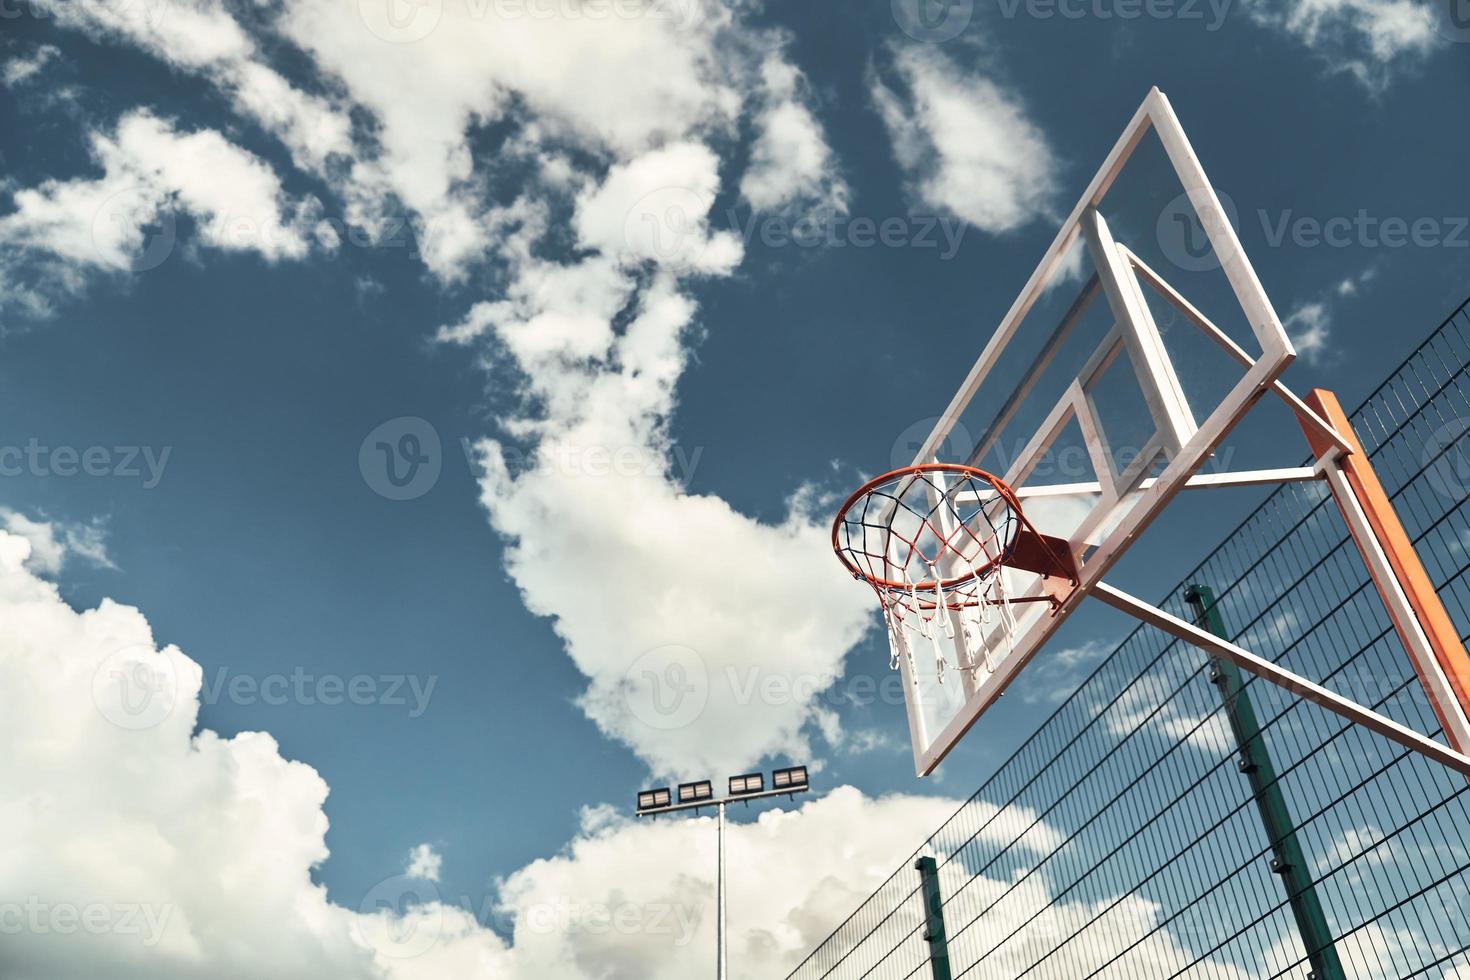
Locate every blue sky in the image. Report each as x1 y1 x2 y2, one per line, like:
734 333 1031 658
2 0 1469 976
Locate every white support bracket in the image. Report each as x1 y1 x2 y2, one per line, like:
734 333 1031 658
1007 466 1322 501
1092 581 1470 778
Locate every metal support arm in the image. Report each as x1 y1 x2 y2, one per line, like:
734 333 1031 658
1092 581 1470 778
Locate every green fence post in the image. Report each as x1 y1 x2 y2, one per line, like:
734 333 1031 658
914 856 953 980
1184 585 1345 980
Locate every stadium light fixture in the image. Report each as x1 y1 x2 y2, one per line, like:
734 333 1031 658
677 780 714 805
636 787 672 813
728 772 764 796
772 765 809 792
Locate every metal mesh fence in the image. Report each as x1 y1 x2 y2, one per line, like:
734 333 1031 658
788 296 1470 980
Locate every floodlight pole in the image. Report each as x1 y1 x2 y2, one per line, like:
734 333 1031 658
717 800 727 980
635 778 810 980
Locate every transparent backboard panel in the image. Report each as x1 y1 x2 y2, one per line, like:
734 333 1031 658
898 89 1296 774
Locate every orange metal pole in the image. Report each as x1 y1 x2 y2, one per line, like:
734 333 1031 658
1297 388 1470 750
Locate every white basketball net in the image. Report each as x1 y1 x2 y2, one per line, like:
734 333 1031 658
833 467 1023 684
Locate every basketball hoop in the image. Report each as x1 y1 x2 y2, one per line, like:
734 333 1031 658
831 464 1078 682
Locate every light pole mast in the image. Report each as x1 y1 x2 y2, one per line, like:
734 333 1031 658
716 800 727 980
634 766 811 980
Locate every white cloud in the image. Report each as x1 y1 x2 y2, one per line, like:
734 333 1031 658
454 269 875 776
870 46 1057 234
1317 824 1391 874
29 0 881 784
406 844 443 883
574 142 744 275
412 49 869 781
0 107 333 315
31 0 353 173
36 0 253 69
267 0 747 277
0 529 379 979
1244 0 1440 88
0 110 325 309
841 727 904 754
0 508 113 575
1284 300 1332 364
1278 264 1376 366
1016 638 1113 705
1107 680 1233 753
0 541 960 979
740 53 847 214
0 518 1289 978
2 44 60 87
227 61 355 173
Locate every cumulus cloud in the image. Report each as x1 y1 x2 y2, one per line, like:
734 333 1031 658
0 530 376 979
0 109 327 314
266 0 748 277
407 25 871 782
575 142 744 274
432 149 874 781
22 0 887 787
448 265 873 777
0 537 964 978
870 46 1057 234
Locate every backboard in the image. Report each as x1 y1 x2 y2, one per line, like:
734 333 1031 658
840 87 1306 776
834 86 1470 787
